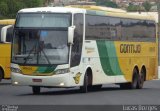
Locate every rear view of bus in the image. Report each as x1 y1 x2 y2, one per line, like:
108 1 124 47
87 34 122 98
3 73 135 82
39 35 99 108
0 19 15 82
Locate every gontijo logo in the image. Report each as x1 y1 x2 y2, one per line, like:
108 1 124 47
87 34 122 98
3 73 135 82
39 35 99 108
120 44 141 53
73 72 82 84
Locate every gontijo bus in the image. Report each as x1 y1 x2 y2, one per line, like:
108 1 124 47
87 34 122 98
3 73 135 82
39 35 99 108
0 19 15 82
11 6 157 94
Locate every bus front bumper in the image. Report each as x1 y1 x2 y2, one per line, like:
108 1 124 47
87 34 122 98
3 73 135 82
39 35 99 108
11 73 73 87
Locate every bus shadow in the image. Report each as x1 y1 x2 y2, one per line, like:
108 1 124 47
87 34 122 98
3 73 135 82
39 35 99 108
0 83 11 86
0 80 11 85
17 86 150 96
18 89 82 96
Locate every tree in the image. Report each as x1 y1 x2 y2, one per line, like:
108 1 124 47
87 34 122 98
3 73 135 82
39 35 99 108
0 0 45 18
94 0 118 8
105 1 118 8
0 2 8 16
6 0 25 18
127 4 138 12
23 0 44 8
127 4 145 12
143 1 152 12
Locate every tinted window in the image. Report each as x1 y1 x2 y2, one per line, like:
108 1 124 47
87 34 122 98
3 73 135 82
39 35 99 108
86 15 111 40
6 26 13 42
86 15 122 40
109 17 121 40
16 13 71 28
85 14 156 42
12 29 69 65
71 14 83 67
121 18 156 42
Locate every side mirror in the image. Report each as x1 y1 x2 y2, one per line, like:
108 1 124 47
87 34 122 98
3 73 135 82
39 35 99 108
68 26 75 44
1 25 13 43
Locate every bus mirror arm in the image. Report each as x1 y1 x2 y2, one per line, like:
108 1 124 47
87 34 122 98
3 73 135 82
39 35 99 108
68 26 75 45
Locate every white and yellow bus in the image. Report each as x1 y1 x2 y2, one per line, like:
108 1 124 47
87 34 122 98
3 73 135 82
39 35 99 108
11 6 157 94
0 19 15 82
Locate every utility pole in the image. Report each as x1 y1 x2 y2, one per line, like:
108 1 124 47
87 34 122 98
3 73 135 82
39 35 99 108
157 0 160 65
157 0 160 79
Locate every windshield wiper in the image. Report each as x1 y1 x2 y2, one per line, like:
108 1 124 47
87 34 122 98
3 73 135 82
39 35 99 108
23 42 38 64
38 43 51 65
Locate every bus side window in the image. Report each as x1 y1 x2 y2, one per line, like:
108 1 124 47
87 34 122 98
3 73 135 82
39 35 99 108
6 26 13 42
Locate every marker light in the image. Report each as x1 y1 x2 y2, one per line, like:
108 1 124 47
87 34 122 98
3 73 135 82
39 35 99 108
14 81 19 85
60 82 64 86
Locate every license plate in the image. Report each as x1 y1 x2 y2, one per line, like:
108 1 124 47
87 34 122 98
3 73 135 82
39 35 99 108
32 79 42 82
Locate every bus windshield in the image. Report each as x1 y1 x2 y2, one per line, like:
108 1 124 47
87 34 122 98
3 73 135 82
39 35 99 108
12 29 69 65
12 13 71 65
15 13 71 28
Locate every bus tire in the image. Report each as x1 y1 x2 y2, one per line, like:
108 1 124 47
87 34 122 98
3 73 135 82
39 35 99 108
80 72 88 93
0 69 3 82
32 86 41 94
131 68 139 89
137 68 145 89
120 68 139 89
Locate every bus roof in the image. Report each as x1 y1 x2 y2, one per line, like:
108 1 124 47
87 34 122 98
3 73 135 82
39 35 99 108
67 5 127 13
68 5 155 21
0 19 15 25
128 12 158 23
18 7 86 14
18 6 155 21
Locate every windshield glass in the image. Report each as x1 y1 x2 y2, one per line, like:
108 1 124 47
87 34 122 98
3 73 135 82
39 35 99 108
16 13 70 28
12 29 69 65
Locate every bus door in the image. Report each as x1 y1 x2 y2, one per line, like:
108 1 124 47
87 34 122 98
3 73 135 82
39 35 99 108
70 14 84 85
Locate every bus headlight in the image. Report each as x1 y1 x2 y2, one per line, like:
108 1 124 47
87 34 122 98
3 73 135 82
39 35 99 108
11 67 22 73
55 68 70 74
14 81 19 85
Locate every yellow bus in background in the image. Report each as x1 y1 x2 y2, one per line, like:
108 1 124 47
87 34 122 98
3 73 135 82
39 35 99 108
0 19 15 82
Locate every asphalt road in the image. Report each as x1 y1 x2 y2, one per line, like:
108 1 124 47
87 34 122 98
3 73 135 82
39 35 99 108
0 79 160 105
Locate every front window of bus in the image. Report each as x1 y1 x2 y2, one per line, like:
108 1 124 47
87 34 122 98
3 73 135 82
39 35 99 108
12 13 71 65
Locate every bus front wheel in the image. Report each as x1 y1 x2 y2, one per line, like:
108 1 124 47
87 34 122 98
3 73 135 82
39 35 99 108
32 86 41 94
80 72 89 93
